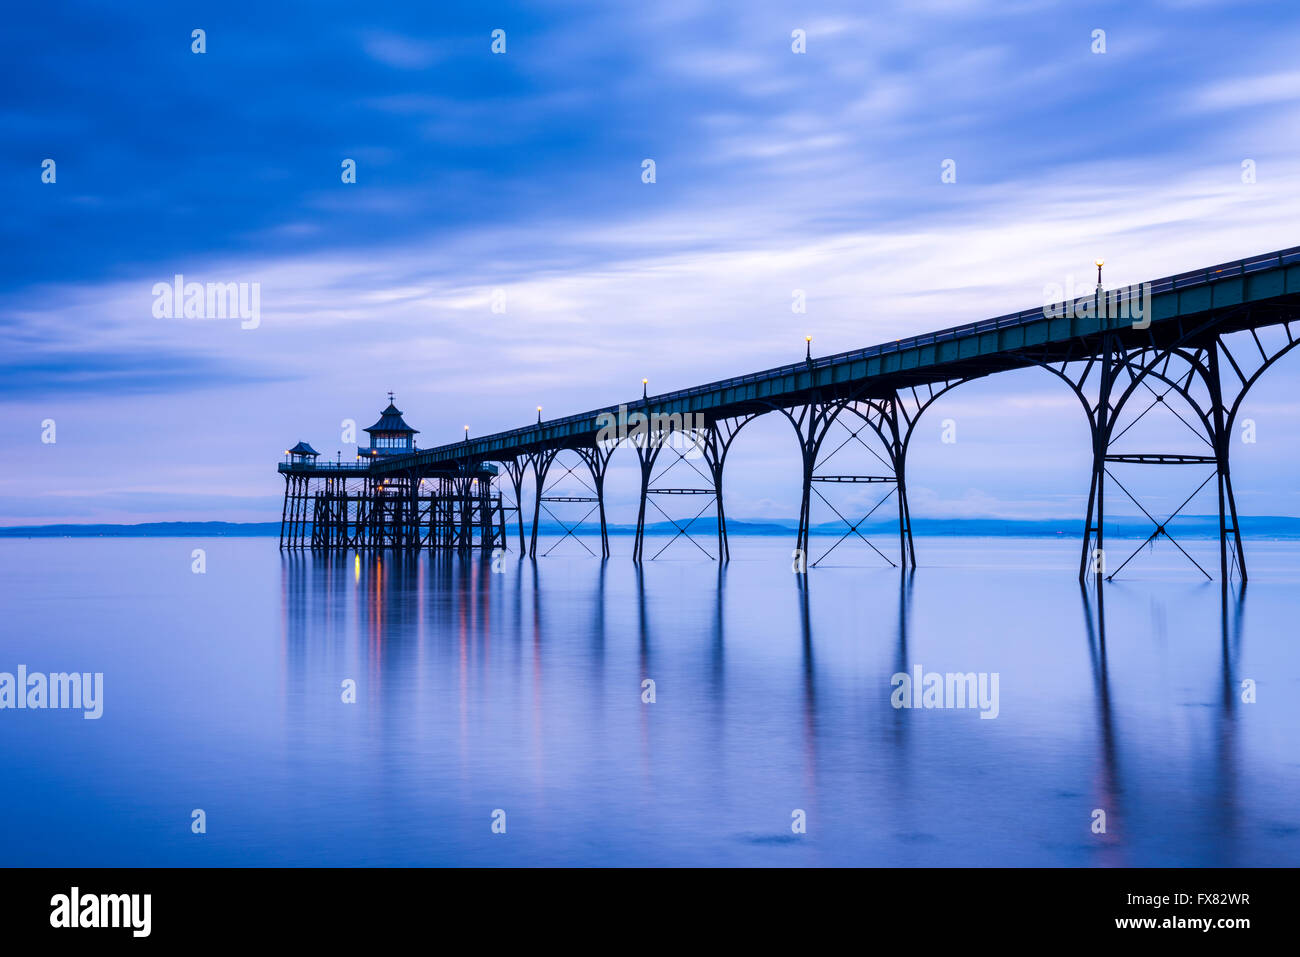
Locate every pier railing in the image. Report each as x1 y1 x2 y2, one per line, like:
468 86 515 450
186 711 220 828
278 461 371 473
279 460 501 476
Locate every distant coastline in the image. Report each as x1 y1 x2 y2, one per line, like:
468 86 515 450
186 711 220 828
5 517 1300 539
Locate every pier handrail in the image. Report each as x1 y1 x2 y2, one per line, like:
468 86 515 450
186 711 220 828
278 461 371 472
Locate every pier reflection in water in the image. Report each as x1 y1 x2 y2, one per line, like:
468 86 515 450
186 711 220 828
273 537 1298 866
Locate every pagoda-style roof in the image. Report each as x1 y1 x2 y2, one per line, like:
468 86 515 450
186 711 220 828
288 441 320 457
364 401 419 435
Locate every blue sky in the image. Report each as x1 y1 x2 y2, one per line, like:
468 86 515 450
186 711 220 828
4 0 1300 526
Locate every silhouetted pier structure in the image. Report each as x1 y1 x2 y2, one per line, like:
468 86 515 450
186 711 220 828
279 245 1300 582
279 400 505 553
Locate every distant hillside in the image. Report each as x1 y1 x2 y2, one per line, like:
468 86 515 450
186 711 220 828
0 522 282 538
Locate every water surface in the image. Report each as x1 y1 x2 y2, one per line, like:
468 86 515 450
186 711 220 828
1 535 1297 866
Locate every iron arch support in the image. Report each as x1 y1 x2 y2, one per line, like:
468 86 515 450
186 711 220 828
767 376 970 571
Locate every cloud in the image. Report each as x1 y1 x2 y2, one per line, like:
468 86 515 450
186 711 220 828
1192 70 1300 111
360 31 444 70
0 349 289 398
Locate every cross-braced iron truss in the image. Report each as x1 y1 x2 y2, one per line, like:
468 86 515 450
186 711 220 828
528 445 613 558
631 415 753 561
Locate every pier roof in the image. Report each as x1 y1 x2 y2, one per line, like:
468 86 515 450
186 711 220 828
364 401 419 435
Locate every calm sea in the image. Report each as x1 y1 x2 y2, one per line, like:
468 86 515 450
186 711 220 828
1 535 1297 866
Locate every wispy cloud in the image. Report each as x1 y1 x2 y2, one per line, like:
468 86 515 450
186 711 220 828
361 31 444 70
1192 70 1300 111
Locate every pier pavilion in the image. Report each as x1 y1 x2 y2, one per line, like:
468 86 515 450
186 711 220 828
278 396 505 551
